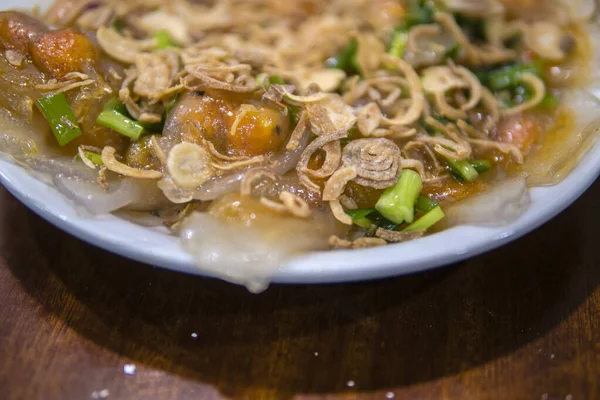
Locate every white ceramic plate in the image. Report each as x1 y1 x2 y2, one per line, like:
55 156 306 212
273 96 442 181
1 0 600 284
2 138 599 284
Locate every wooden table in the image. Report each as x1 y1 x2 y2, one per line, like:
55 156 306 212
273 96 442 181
0 180 598 400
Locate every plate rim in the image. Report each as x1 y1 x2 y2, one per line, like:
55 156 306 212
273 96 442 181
1 137 599 284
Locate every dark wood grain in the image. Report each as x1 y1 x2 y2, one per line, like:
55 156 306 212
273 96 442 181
0 180 598 400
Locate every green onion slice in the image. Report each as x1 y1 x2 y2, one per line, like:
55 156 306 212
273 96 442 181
403 206 445 232
471 160 492 173
37 93 82 147
268 75 285 85
375 169 423 224
288 106 302 127
103 97 127 114
415 196 439 214
346 208 376 229
443 156 479 182
75 151 103 166
96 109 145 141
481 62 543 91
154 30 176 49
165 92 180 117
389 30 408 58
325 39 360 75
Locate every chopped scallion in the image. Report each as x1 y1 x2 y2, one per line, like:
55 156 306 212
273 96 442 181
154 30 175 49
454 14 486 42
255 73 268 86
103 97 127 114
165 92 180 116
450 171 465 183
367 211 400 232
96 109 145 141
140 121 164 134
483 62 543 91
375 169 423 224
268 75 285 85
80 151 103 166
415 196 438 214
443 44 461 60
389 30 408 58
288 106 301 126
257 74 286 89
325 39 360 75
341 126 362 146
442 155 479 182
471 159 492 173
112 19 125 34
345 208 376 229
403 206 445 232
401 0 438 28
37 93 82 147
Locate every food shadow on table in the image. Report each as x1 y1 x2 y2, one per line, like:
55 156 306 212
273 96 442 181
1 181 599 397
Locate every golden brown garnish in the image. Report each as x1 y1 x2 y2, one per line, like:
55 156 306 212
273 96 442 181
341 138 402 189
323 167 357 201
102 146 162 180
329 200 353 225
31 29 97 78
329 235 387 249
375 228 425 243
260 191 312 218
171 93 289 158
167 142 214 189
